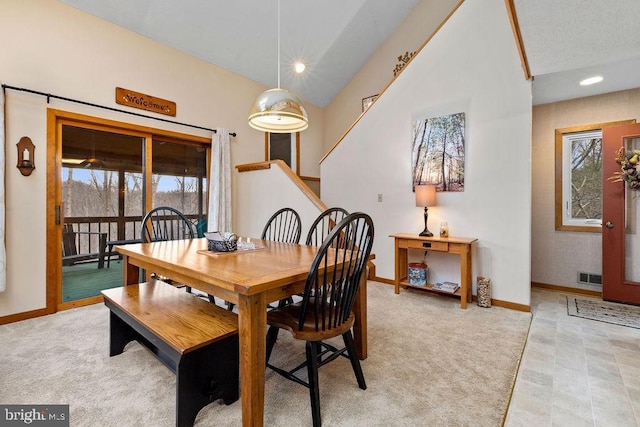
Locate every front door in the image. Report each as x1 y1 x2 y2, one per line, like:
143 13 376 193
602 122 640 304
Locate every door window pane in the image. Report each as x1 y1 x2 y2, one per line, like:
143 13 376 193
625 137 640 282
151 140 207 217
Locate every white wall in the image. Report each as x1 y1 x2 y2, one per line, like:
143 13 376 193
321 0 532 306
532 88 640 290
234 163 324 241
0 0 324 316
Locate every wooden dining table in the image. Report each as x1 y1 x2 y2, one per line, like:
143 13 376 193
115 237 368 427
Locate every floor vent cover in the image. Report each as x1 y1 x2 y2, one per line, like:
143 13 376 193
578 272 602 285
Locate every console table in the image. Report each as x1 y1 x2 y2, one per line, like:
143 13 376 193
390 233 477 309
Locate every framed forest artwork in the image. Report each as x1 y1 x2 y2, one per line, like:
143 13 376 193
411 112 465 192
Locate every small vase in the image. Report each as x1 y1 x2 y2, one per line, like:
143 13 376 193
439 222 449 238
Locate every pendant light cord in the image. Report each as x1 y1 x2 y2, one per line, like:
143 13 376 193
277 0 281 89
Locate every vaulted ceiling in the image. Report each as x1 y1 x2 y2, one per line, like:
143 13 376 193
57 0 640 107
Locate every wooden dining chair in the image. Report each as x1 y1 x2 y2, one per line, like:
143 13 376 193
141 206 216 304
261 207 302 244
265 212 374 427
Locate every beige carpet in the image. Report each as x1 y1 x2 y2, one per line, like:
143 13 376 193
0 282 531 426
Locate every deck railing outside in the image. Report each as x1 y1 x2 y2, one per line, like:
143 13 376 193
64 214 202 262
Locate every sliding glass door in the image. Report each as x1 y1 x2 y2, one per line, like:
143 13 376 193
51 114 211 310
61 125 144 304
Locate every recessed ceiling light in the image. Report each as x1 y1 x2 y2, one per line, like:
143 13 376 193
580 76 603 86
294 62 305 73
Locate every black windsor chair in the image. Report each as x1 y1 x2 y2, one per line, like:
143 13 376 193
261 207 302 244
305 207 349 246
273 207 350 307
141 206 216 304
227 207 303 312
265 212 374 427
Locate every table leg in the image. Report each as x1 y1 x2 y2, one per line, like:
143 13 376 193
238 292 267 427
122 255 139 286
459 247 472 309
394 241 402 294
353 273 368 360
466 247 473 304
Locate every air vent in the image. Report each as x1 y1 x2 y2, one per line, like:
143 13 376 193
577 272 602 285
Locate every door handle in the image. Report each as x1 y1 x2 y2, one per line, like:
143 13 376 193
605 221 614 228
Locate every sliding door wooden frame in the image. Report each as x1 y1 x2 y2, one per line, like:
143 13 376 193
47 109 211 312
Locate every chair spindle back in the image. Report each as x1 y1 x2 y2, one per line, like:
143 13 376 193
305 207 349 246
299 212 374 332
261 207 302 244
141 206 196 243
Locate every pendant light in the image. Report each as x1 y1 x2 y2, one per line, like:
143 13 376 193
248 0 308 133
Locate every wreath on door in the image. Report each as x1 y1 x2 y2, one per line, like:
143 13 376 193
609 147 640 190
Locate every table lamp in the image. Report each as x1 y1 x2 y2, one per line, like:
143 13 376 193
415 184 436 237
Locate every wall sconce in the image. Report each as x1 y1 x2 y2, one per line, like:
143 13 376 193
415 184 437 237
16 136 35 176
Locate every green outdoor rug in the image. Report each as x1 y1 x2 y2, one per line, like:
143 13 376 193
62 262 123 301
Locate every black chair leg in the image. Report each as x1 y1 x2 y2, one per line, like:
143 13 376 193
277 297 294 308
343 330 367 390
306 341 322 427
266 326 280 363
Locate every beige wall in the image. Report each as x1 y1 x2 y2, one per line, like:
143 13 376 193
322 0 461 153
531 88 640 291
235 163 324 241
0 0 324 316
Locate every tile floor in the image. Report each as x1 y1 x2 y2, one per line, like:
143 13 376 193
505 288 640 427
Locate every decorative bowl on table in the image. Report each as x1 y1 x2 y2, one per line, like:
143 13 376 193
204 232 238 252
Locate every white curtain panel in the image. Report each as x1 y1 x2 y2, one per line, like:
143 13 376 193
207 128 232 233
0 85 6 291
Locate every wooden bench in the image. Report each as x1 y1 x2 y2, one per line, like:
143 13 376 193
101 281 239 427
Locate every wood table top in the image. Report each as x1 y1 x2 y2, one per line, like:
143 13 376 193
116 237 320 296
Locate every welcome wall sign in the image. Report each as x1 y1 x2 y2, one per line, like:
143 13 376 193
115 87 176 117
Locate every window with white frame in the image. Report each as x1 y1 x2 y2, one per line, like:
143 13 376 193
561 129 603 227
555 125 606 232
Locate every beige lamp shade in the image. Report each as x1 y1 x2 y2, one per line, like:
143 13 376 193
415 184 436 207
248 88 309 133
